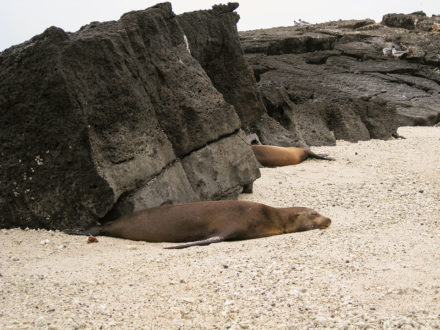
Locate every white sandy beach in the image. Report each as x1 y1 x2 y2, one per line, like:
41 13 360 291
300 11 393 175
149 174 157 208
1 126 439 329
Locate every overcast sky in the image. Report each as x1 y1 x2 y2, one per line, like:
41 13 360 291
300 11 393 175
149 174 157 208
1 0 438 51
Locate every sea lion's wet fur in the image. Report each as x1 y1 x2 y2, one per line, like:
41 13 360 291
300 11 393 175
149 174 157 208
85 201 331 249
252 145 334 167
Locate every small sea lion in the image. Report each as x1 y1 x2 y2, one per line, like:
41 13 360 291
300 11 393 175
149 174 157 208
82 200 331 249
252 145 334 167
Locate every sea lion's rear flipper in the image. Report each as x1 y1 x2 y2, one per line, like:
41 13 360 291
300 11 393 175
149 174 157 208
164 236 225 249
308 152 334 161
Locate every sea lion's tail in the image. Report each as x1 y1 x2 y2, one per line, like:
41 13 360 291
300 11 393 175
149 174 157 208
307 151 334 161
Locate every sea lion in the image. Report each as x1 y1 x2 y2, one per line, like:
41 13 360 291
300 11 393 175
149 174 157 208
83 200 331 249
252 145 334 167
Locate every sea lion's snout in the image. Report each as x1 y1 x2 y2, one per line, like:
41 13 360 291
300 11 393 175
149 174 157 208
320 217 331 229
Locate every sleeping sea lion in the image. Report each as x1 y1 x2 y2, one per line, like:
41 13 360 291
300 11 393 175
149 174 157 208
252 145 334 167
82 200 331 249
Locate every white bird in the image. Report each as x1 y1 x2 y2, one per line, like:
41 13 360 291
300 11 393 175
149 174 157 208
392 47 409 60
382 47 392 56
299 19 310 25
295 19 310 26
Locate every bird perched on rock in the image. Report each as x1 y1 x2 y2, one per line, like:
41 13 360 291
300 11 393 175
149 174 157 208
294 19 310 26
382 47 392 56
392 47 409 60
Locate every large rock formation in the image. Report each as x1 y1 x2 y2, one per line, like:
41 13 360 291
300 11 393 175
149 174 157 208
3 4 437 230
382 11 440 31
177 4 300 146
0 3 260 230
240 12 440 146
177 3 265 129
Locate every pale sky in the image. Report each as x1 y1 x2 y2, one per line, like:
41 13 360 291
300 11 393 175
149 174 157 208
1 0 438 51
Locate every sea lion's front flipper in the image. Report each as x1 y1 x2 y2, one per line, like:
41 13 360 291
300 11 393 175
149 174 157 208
164 235 225 249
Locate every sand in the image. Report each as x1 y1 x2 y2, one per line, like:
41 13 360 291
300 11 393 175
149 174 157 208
1 127 439 329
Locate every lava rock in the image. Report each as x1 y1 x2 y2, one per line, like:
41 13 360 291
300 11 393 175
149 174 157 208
0 3 260 230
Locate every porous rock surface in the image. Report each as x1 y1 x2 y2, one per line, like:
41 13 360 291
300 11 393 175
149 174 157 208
177 3 265 129
240 12 440 146
177 4 299 147
0 3 260 230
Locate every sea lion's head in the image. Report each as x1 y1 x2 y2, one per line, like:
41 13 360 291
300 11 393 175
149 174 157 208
286 207 331 232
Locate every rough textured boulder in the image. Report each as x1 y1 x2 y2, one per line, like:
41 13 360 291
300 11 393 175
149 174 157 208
177 3 265 129
240 12 440 145
0 3 260 230
177 4 298 146
382 11 440 32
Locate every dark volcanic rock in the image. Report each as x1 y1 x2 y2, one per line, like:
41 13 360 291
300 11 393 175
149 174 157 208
382 11 440 32
0 3 260 230
177 4 299 147
177 3 265 129
240 13 440 136
252 113 308 147
382 12 424 30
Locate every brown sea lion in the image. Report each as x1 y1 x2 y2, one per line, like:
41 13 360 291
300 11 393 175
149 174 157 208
252 145 334 167
83 200 331 249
